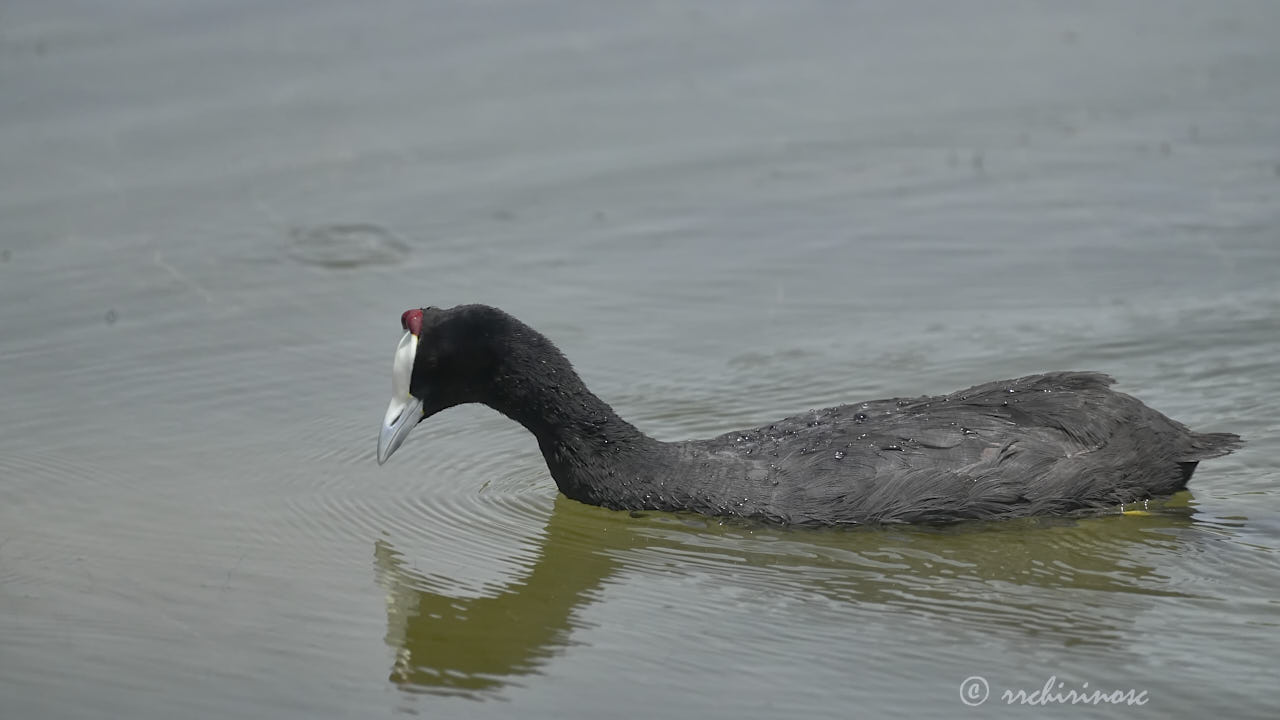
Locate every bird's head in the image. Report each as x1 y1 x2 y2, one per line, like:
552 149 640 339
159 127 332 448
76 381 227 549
376 305 508 464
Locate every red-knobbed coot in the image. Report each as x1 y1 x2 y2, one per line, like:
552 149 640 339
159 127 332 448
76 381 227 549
377 305 1241 525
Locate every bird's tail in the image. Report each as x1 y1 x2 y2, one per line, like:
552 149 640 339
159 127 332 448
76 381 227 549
1179 432 1244 462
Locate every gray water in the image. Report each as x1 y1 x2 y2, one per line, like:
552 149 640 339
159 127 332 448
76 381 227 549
3 1 1279 718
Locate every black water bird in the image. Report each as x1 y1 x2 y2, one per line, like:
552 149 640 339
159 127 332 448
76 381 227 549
377 305 1241 525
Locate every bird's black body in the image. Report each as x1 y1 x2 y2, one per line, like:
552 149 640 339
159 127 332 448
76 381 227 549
392 305 1242 526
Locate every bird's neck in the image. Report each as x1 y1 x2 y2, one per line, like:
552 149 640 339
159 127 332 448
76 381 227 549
483 325 668 505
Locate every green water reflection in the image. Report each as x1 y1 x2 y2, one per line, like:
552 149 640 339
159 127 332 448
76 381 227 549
374 494 1203 696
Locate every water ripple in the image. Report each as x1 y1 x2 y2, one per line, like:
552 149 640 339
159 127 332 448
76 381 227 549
286 223 411 269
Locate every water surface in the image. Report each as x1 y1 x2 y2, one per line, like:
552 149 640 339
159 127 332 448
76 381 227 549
2 1 1279 718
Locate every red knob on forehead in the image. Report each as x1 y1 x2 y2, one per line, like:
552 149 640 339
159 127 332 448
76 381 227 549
401 309 424 336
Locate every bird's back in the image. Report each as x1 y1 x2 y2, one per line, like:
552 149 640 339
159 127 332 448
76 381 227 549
693 372 1241 525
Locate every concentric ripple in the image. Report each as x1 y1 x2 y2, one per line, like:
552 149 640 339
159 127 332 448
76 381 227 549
286 223 411 269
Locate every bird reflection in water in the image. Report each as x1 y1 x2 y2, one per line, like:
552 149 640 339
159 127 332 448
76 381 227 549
373 493 1208 697
373 496 622 695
